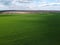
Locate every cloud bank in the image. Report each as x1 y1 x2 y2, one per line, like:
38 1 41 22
0 0 60 10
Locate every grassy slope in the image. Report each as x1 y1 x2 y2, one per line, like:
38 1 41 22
0 13 60 45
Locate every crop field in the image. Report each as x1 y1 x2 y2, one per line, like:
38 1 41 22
0 13 60 45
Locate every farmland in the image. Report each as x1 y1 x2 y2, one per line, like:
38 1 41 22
0 13 60 45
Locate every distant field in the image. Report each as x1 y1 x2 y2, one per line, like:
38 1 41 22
0 13 60 45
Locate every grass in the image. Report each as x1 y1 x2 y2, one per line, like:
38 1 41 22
0 13 60 45
48 13 60 45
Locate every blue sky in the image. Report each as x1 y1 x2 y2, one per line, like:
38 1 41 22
0 0 60 10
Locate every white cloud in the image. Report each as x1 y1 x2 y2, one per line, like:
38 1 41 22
0 0 60 10
0 3 9 10
38 2 60 10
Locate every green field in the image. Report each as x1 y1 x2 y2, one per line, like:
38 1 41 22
0 13 60 45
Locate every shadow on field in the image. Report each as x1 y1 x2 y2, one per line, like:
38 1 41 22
47 13 60 45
